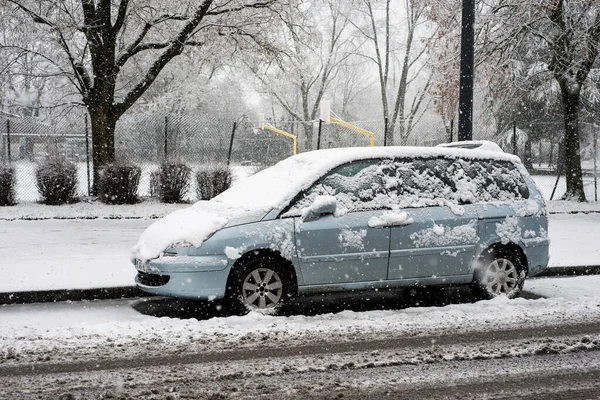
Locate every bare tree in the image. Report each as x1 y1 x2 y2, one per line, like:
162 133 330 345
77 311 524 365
247 0 357 150
351 0 433 146
4 0 283 189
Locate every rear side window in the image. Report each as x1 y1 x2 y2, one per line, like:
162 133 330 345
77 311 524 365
381 157 529 206
447 158 529 203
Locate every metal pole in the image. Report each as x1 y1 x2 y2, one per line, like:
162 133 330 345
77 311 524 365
317 119 323 150
6 119 11 163
458 0 475 141
450 119 454 142
85 114 91 196
512 121 517 155
164 115 168 162
594 130 597 202
227 121 237 167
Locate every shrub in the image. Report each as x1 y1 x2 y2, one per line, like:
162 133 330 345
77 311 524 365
36 158 79 205
0 165 16 206
196 164 233 200
157 162 192 203
98 163 141 204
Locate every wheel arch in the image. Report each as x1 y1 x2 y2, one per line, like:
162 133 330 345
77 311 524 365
474 242 529 276
225 248 299 296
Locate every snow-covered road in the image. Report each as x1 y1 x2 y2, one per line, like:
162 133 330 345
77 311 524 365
1 213 599 293
1 275 599 365
1 275 600 399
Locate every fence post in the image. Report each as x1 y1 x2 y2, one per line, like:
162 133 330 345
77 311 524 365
550 139 565 201
450 119 454 143
85 114 91 196
164 115 168 162
512 121 517 155
6 119 11 163
227 121 237 167
383 116 389 146
317 120 323 150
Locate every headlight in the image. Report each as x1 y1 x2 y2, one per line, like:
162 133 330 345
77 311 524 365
135 259 147 273
161 248 178 257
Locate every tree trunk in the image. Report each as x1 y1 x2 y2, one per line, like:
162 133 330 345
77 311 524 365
560 87 586 201
89 108 116 194
302 121 313 152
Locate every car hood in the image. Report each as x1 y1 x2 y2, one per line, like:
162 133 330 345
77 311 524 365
131 201 269 262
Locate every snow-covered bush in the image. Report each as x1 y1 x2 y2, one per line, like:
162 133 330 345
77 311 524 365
35 158 78 205
157 162 192 203
0 165 16 206
98 163 141 204
196 164 233 200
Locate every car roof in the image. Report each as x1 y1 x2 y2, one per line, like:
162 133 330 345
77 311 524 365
213 145 522 212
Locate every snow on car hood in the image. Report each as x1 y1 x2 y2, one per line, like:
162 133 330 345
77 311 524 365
131 201 266 262
132 146 523 262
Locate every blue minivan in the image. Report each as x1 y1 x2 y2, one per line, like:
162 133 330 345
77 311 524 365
132 145 549 310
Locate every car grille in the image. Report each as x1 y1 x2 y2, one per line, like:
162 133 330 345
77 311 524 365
137 272 170 287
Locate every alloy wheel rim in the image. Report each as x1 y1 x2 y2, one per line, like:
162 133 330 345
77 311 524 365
483 258 519 296
241 268 283 309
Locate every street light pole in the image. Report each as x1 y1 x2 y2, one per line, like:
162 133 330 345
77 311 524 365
458 0 475 141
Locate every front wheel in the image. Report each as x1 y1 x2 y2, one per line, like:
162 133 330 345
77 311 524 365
472 249 525 299
227 258 293 313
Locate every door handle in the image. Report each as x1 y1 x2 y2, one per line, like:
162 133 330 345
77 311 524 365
368 212 414 228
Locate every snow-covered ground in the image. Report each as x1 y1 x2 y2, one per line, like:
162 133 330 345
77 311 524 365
0 213 598 293
0 275 599 366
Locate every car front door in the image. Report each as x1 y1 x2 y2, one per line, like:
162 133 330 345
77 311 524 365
283 159 392 286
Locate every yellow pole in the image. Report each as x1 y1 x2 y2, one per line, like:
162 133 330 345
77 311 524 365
264 125 297 155
330 117 375 147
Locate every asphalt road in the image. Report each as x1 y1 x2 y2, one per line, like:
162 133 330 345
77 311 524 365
2 315 599 399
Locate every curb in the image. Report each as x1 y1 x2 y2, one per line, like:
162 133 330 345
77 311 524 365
0 286 145 305
2 266 600 306
532 265 600 278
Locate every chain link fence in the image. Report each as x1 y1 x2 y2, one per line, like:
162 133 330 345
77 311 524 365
1 110 598 202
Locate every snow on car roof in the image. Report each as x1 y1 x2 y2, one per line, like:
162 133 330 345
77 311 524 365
213 145 521 212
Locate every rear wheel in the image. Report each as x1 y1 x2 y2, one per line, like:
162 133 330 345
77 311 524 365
472 248 525 299
227 257 293 314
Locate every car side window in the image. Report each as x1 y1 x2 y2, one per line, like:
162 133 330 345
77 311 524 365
285 159 393 216
382 156 529 208
446 158 529 202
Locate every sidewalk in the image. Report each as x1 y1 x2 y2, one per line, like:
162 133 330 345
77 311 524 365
1 200 599 304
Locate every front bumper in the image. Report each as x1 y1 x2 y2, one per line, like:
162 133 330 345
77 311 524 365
134 255 232 301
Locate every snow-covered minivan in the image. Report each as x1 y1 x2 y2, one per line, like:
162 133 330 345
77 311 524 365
131 145 549 310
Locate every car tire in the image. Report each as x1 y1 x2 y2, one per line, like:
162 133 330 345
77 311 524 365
471 248 525 300
227 257 294 314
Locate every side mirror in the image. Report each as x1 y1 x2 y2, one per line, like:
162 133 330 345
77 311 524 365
302 195 337 221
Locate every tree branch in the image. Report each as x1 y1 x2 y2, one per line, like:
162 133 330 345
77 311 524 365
206 0 276 16
115 14 190 67
113 0 130 33
113 1 214 116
